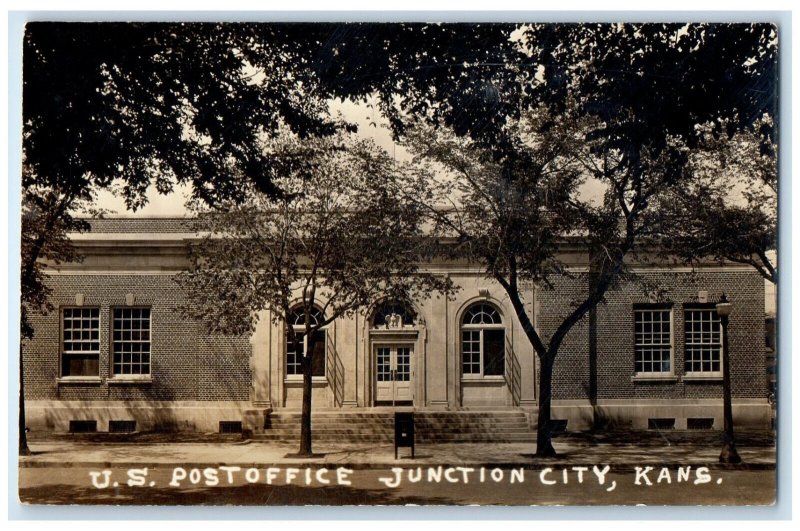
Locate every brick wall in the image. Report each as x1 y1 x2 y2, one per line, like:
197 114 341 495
23 274 251 402
538 270 767 401
536 273 592 399
24 268 767 407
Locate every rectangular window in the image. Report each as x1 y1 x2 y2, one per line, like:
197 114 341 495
61 308 100 377
112 308 151 376
287 330 326 377
634 307 673 374
684 308 722 374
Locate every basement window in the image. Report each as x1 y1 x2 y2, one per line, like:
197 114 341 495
69 420 98 433
647 418 676 430
219 421 243 434
687 418 715 430
109 420 137 433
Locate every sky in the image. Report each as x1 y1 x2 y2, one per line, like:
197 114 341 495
92 96 413 216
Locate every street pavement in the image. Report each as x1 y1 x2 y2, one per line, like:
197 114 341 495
19 430 777 468
17 430 777 506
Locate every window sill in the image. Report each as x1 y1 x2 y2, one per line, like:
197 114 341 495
631 374 678 383
108 376 153 385
56 377 102 385
284 377 328 386
683 374 723 382
461 376 506 384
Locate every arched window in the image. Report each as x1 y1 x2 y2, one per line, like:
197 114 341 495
461 303 505 377
286 307 326 377
371 300 417 328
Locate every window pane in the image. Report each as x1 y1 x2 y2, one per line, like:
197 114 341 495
461 303 505 377
483 329 505 376
112 308 151 375
461 330 480 374
684 309 721 373
463 303 502 325
286 332 302 375
289 307 324 327
62 308 100 376
62 354 99 377
376 347 391 382
634 308 672 373
396 347 411 382
311 330 326 377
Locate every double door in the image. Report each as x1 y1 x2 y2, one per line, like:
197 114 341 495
374 344 413 403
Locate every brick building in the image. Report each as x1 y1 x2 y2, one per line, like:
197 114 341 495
22 217 772 437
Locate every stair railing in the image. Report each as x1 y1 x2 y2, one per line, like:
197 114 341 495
505 335 522 407
326 334 345 407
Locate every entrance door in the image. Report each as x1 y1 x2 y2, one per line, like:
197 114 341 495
375 345 413 403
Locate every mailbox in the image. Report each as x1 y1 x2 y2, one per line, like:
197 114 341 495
394 412 415 459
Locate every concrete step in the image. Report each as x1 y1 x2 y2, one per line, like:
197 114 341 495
253 410 533 443
264 412 530 420
267 412 528 420
253 433 536 444
265 420 530 429
266 420 528 429
255 428 534 437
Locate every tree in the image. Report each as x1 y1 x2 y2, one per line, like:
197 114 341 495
20 22 339 455
22 21 345 335
20 177 97 455
662 118 777 284
401 23 777 457
403 104 680 457
518 23 775 456
20 20 522 456
176 132 453 456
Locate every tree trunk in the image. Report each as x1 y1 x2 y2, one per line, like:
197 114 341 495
535 353 557 458
298 336 315 457
20 196 73 457
19 344 30 456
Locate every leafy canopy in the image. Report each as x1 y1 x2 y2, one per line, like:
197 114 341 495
177 130 454 336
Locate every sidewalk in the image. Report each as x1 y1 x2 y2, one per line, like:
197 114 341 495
19 431 776 470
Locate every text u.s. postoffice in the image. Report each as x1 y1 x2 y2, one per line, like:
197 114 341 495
89 465 719 492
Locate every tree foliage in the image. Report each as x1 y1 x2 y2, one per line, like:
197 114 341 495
176 131 453 455
20 20 514 456
404 101 688 456
662 118 777 283
524 23 777 149
20 21 524 334
23 23 341 206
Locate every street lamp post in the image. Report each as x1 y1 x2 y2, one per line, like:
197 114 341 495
716 293 741 464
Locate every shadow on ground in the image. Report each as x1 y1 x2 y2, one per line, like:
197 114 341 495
19 483 451 506
558 429 776 447
27 432 247 444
